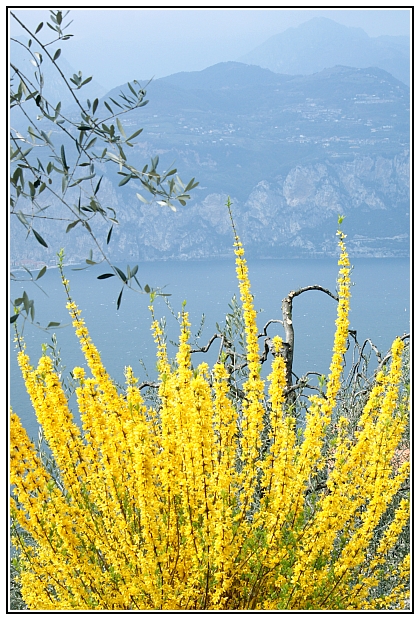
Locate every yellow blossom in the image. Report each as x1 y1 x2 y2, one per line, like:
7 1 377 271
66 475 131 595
10 219 409 610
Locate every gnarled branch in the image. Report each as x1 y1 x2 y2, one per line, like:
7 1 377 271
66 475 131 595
281 285 338 397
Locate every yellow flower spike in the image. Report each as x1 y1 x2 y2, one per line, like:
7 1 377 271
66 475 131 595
231 237 266 524
285 232 350 520
261 335 288 488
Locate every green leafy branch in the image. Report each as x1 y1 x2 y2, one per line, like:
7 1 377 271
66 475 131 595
10 9 199 323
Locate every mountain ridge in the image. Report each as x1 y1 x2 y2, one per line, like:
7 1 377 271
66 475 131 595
11 60 409 265
238 17 409 85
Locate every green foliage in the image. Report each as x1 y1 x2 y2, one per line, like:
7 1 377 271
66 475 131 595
10 9 198 323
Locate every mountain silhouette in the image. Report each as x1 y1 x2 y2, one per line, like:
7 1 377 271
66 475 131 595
238 17 409 85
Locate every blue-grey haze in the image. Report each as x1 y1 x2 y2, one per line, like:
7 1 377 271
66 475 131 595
9 9 410 90
10 14 410 269
10 258 410 442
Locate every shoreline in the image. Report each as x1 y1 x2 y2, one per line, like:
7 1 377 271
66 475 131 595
10 261 84 274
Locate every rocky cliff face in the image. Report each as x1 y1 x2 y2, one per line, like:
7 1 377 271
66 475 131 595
107 150 409 260
11 151 408 267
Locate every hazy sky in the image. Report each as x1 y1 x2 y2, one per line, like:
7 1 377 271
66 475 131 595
10 7 411 91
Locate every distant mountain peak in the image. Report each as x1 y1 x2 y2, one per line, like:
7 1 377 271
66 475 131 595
238 17 409 85
292 15 368 35
158 61 282 91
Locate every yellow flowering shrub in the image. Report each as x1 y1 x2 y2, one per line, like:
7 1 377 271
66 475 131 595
10 208 410 610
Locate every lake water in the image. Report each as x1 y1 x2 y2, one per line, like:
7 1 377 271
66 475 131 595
10 257 410 441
